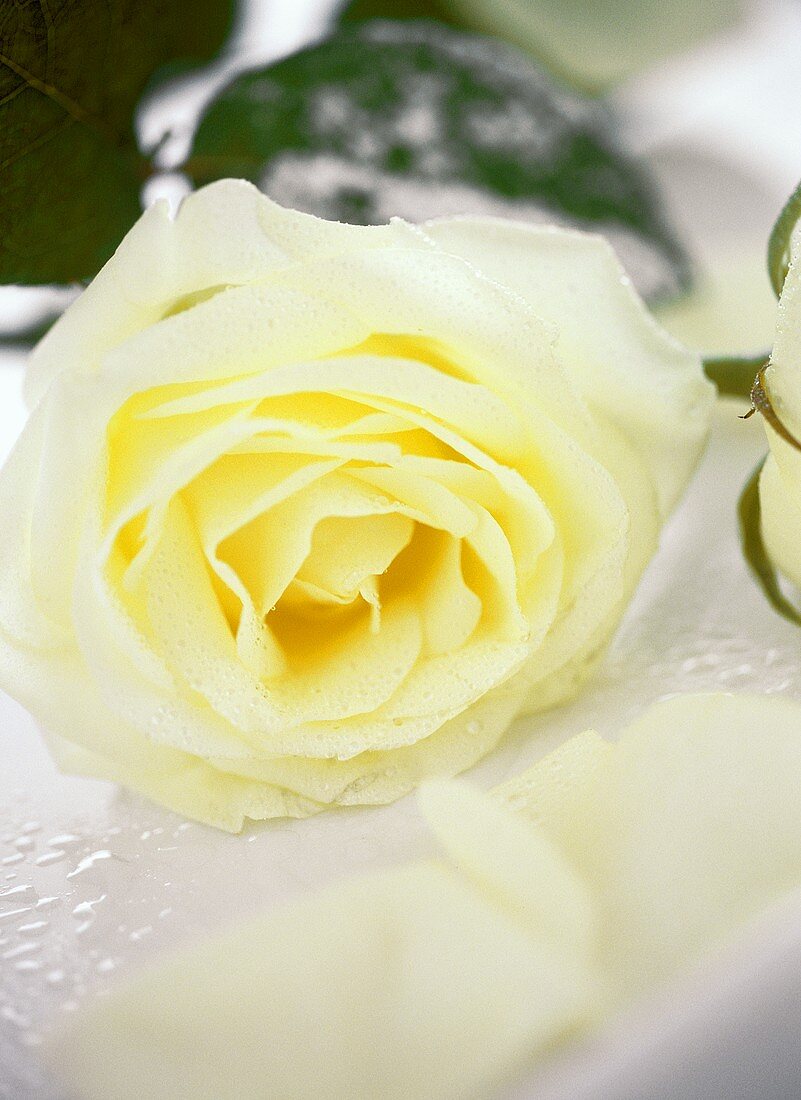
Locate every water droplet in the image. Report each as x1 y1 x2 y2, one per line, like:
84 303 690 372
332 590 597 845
3 941 39 960
46 969 65 986
15 959 41 973
48 833 81 849
1 1005 30 1028
96 957 117 973
129 924 153 942
72 894 107 934
35 850 66 867
67 850 113 879
14 836 35 852
0 883 36 902
17 920 48 936
2 853 25 866
0 905 33 924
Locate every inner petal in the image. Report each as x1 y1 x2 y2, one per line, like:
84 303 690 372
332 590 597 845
289 512 415 607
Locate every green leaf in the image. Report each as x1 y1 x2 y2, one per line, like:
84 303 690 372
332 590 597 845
738 459 801 628
0 0 235 286
338 0 742 91
768 179 801 298
703 354 767 400
187 22 689 303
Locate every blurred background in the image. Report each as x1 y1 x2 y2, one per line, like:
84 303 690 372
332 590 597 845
2 0 801 368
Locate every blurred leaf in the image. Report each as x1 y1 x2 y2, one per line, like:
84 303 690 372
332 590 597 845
768 179 801 298
703 354 766 400
338 0 742 91
343 0 454 23
0 310 58 349
738 460 801 628
0 0 235 285
187 22 688 302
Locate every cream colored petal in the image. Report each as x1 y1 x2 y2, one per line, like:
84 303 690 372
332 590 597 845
143 355 531 462
25 180 422 407
50 861 595 1100
420 779 596 959
413 533 482 656
144 494 426 738
763 219 801 440
759 221 801 588
421 217 714 518
759 447 801 592
494 728 612 840
219 471 416 618
270 246 586 433
349 390 627 613
499 693 801 1004
0 403 70 648
294 512 415 601
0 630 313 831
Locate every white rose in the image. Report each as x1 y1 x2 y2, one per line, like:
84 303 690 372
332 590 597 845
0 180 713 830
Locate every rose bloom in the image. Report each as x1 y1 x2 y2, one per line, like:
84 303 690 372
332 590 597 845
0 181 713 830
760 219 801 585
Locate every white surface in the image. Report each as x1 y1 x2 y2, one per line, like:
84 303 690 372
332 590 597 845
4 2 801 1097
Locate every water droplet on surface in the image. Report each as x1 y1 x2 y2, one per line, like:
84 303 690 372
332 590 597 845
48 833 81 849
3 941 39 960
71 894 107 934
67 850 113 879
1 1005 30 1028
0 905 33 924
35 850 66 867
17 920 48 936
14 959 41 973
0 883 36 902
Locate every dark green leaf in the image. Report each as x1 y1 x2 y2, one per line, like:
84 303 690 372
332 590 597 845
768 179 801 298
0 0 235 285
0 309 59 349
703 354 767 400
738 459 801 628
187 21 689 302
342 0 454 25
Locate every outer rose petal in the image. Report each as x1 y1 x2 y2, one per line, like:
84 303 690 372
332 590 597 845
50 862 596 1100
495 693 801 1003
420 217 714 521
0 180 713 827
50 694 801 1099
